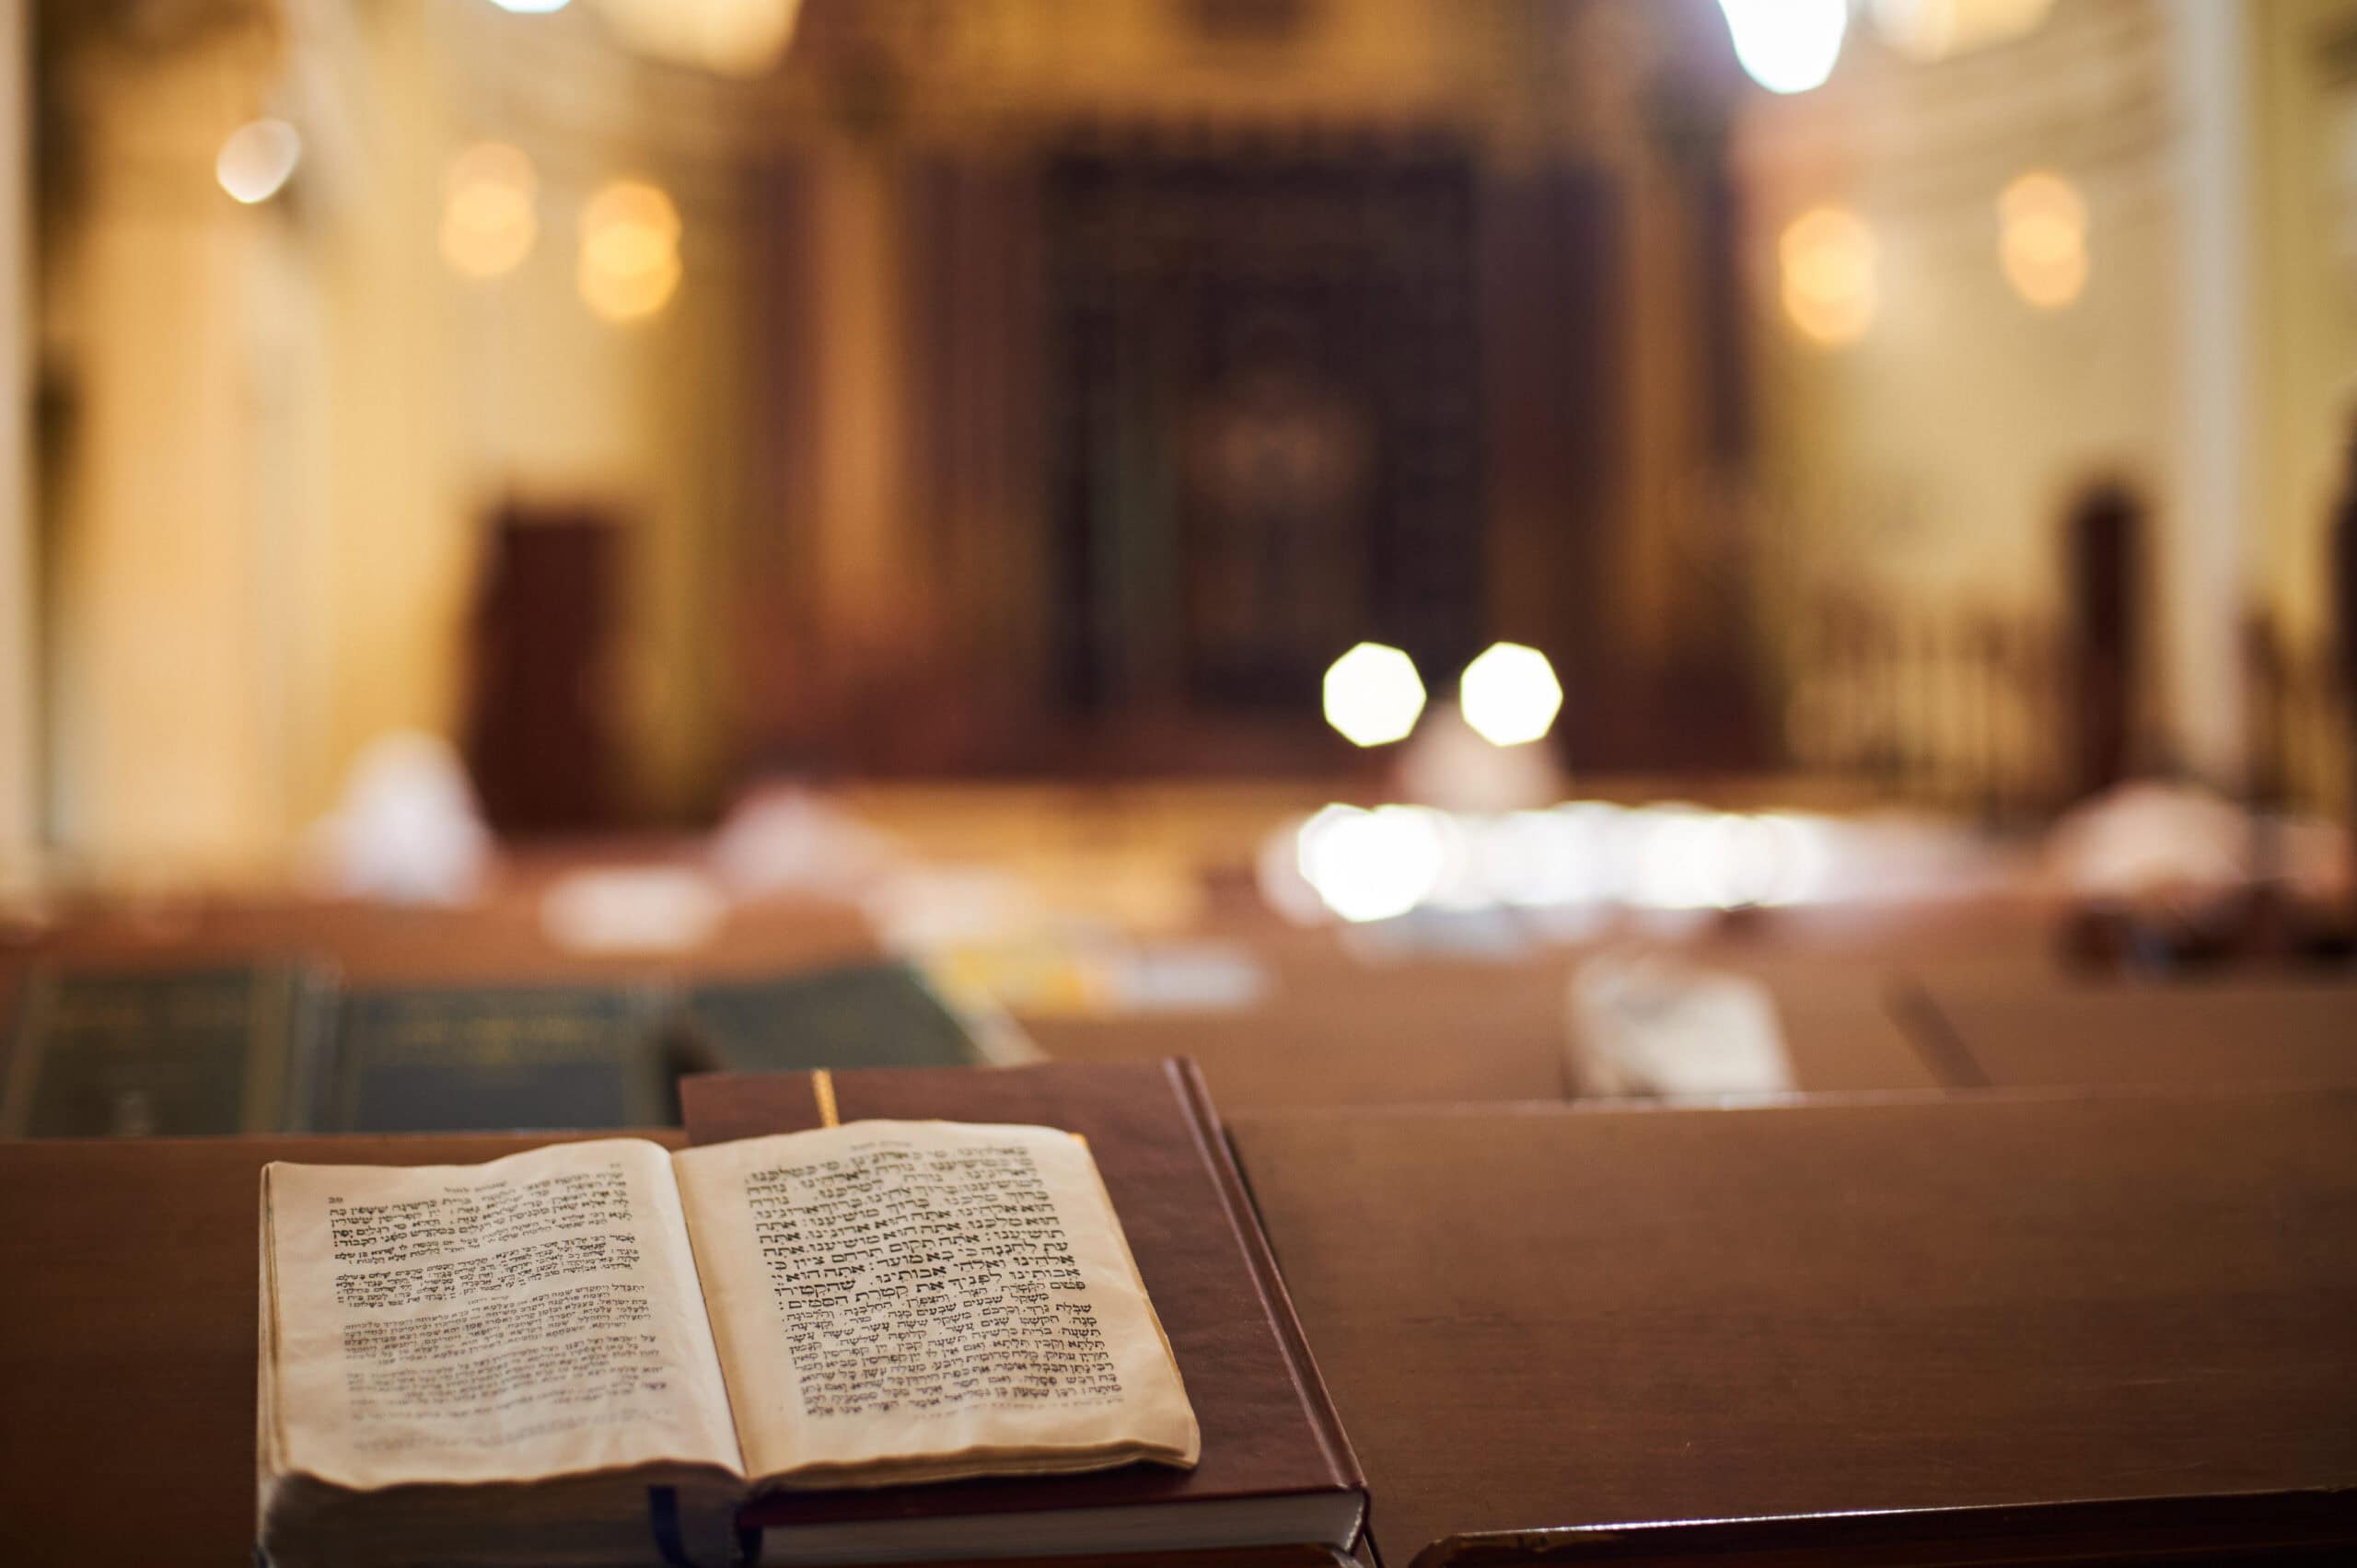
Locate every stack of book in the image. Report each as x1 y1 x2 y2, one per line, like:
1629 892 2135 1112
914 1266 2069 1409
255 1061 1365 1565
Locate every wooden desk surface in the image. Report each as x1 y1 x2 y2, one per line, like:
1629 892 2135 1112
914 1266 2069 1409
0 1130 1363 1568
1230 1091 2357 1566
1026 958 1943 1112
1769 993 1944 1091
1022 965 1573 1111
0 1131 683 1565
1900 978 2357 1090
1693 959 1947 1094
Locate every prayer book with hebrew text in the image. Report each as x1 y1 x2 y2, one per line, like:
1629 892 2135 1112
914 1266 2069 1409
258 1121 1199 1565
258 1060 1364 1564
683 1061 1367 1565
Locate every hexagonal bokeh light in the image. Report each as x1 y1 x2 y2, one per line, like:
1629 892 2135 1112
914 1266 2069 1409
1717 0 1848 95
1459 643 1562 747
1322 643 1426 748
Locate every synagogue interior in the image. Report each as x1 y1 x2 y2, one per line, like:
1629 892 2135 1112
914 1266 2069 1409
1 2 2354 1564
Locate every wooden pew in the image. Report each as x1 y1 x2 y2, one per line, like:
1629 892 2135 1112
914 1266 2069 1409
0 1131 1359 1568
1231 1091 2357 1566
1895 974 2357 1089
1022 960 1576 1111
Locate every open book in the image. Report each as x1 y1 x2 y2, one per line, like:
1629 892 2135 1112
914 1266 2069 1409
257 1122 1199 1567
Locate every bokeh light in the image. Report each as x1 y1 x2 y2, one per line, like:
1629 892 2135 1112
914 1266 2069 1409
1419 809 1490 911
441 143 539 280
1295 804 1448 923
1717 0 1848 95
1869 0 2056 62
1998 170 2089 310
1780 205 1878 347
1472 807 1602 908
486 0 571 13
1701 811 1832 907
1280 799 1841 924
599 0 805 78
1322 642 1426 748
1458 643 1562 748
578 180 682 323
1627 804 1735 911
1622 807 1839 911
215 119 301 204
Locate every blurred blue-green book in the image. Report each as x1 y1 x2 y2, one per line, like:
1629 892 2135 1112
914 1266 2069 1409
2 964 334 1136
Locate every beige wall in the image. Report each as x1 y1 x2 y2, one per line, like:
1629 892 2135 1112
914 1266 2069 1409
314 0 753 825
1736 0 2271 789
2247 0 2357 810
2253 0 2357 645
45 31 292 878
39 0 759 881
1741 0 2178 602
1736 0 2352 804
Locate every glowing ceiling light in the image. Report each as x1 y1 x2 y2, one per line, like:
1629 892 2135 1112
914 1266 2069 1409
1296 804 1447 923
596 0 806 78
215 119 301 204
579 179 682 323
1718 0 1848 95
1322 643 1426 748
1998 170 2089 310
441 143 539 280
487 0 571 13
1458 643 1562 747
1780 205 1878 347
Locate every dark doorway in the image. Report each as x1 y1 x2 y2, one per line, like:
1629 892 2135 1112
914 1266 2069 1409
462 505 625 835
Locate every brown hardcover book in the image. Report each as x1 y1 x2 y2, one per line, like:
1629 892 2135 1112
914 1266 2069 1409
682 1060 1369 1562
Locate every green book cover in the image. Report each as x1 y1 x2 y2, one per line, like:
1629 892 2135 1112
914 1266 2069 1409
683 961 997 1074
322 982 676 1132
1 964 331 1137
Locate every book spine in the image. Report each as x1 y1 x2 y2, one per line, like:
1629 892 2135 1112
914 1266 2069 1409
241 967 296 1133
284 964 343 1133
627 982 686 1127
0 961 41 1132
0 964 49 1136
1164 1057 1366 1497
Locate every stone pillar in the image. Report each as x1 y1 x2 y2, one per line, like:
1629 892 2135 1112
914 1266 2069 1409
48 39 284 878
2160 0 2259 788
0 0 32 879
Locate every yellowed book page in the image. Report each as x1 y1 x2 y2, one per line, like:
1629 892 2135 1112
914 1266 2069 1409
672 1121 1201 1487
264 1138 743 1489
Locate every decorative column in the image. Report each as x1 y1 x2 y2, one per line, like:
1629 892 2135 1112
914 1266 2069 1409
2161 0 2259 788
0 0 32 878
47 34 285 878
